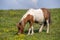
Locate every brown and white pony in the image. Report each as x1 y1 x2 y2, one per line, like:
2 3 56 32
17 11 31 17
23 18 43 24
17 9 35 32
16 8 51 35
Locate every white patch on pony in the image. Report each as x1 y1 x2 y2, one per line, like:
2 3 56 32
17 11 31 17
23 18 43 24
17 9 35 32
20 8 44 24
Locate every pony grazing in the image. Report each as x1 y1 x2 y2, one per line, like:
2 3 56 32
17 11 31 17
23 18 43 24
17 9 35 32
16 8 51 35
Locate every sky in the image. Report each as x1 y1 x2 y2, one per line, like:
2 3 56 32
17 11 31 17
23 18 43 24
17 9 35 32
0 0 60 9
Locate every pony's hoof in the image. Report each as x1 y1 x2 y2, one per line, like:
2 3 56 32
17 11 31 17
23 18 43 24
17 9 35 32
17 33 20 35
31 34 33 35
27 32 30 35
27 34 30 36
27 33 30 35
47 31 49 33
31 33 34 35
39 30 42 33
47 32 49 33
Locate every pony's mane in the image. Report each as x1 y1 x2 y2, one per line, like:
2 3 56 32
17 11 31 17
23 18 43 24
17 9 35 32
20 8 34 21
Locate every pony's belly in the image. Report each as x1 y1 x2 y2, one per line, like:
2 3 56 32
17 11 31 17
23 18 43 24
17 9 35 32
34 13 44 24
34 18 44 24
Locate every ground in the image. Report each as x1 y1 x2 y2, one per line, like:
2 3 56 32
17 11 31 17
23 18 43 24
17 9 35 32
0 9 60 40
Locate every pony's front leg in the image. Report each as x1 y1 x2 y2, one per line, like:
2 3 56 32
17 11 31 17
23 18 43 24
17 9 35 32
28 22 34 35
39 24 44 33
28 26 34 35
28 27 31 35
31 26 34 35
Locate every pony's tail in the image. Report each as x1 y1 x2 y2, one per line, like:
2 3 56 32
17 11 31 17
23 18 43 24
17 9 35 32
48 10 51 24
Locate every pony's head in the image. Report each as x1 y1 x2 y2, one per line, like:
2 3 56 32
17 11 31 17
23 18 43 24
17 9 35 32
17 21 24 34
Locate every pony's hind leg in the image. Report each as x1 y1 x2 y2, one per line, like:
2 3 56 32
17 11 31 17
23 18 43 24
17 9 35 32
46 20 49 33
39 23 44 33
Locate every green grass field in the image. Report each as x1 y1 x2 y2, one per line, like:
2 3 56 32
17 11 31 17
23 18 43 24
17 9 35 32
0 9 60 40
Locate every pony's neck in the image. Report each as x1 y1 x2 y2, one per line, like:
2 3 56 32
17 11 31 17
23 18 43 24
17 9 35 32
20 19 27 27
20 14 30 27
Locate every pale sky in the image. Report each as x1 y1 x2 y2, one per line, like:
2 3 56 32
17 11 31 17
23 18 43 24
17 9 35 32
0 0 60 9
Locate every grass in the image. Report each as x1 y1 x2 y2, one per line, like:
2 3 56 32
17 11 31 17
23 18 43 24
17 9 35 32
0 9 60 40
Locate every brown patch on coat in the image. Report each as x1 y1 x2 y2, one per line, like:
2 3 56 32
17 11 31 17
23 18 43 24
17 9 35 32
23 14 34 25
41 8 51 26
23 14 34 28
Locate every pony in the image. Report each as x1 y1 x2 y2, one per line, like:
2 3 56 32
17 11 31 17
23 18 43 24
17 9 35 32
16 8 51 35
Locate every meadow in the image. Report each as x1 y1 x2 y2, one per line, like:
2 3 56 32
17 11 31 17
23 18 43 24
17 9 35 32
0 9 60 40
